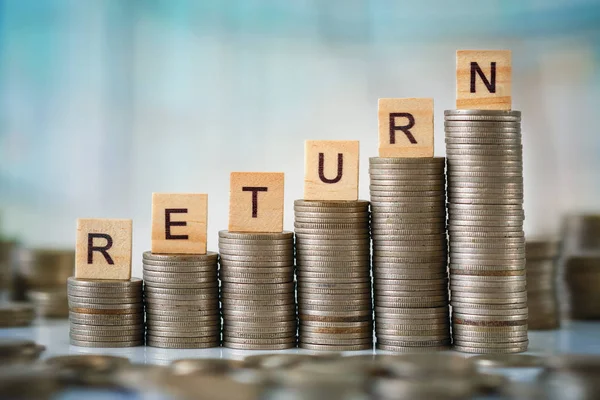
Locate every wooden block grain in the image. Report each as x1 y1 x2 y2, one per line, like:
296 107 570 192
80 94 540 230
378 98 434 158
304 140 359 201
151 193 208 254
229 172 284 233
75 219 132 280
456 50 512 110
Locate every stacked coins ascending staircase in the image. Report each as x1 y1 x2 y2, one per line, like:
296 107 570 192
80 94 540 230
369 157 450 351
525 239 561 329
17 249 74 318
445 109 528 354
67 277 144 347
219 231 296 349
294 200 372 351
142 252 220 348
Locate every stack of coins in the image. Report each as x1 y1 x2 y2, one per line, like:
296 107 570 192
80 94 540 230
445 109 528 354
16 249 74 318
67 277 144 347
294 200 372 351
0 240 16 298
562 214 600 252
219 231 296 350
142 252 220 348
0 302 35 327
561 255 600 320
526 239 561 329
369 157 450 351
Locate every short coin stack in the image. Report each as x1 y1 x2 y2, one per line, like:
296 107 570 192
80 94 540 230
0 302 35 327
561 255 600 320
142 252 220 348
369 157 450 351
445 109 528 354
219 231 296 350
17 249 74 318
67 277 144 347
294 200 372 351
526 239 561 329
0 240 15 298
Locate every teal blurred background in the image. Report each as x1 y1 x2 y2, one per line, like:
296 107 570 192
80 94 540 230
0 0 599 276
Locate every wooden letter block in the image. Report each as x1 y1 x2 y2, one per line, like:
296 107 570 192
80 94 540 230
75 219 132 280
151 193 208 254
378 98 434 158
456 50 512 110
229 172 284 233
304 140 359 201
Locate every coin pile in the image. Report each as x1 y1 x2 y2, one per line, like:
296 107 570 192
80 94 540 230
369 157 450 351
562 214 600 252
526 239 561 329
445 109 528 353
0 240 16 297
561 255 600 320
0 302 35 327
142 252 220 348
16 249 74 318
67 277 144 347
219 231 296 349
294 199 372 351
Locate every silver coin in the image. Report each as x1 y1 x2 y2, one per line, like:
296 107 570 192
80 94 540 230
145 293 219 302
67 295 142 305
142 265 217 274
66 287 142 297
70 339 144 348
142 251 218 262
370 157 445 165
294 199 369 208
67 277 143 288
217 238 293 247
445 120 520 127
68 312 143 325
220 266 295 274
142 259 217 267
218 231 294 240
444 109 521 118
70 333 143 343
143 281 218 289
222 341 296 350
143 270 217 280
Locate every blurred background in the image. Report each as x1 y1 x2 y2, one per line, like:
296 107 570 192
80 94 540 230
0 0 599 278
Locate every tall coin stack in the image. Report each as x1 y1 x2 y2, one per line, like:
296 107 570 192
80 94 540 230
219 231 296 350
369 158 450 351
445 109 528 354
294 200 372 351
526 239 561 329
142 252 220 348
67 277 144 347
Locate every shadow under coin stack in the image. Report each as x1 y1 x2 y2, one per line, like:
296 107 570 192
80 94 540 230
67 277 144 347
218 231 296 349
369 158 450 351
16 249 74 318
294 200 372 351
142 252 220 348
445 109 528 354
526 239 561 329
